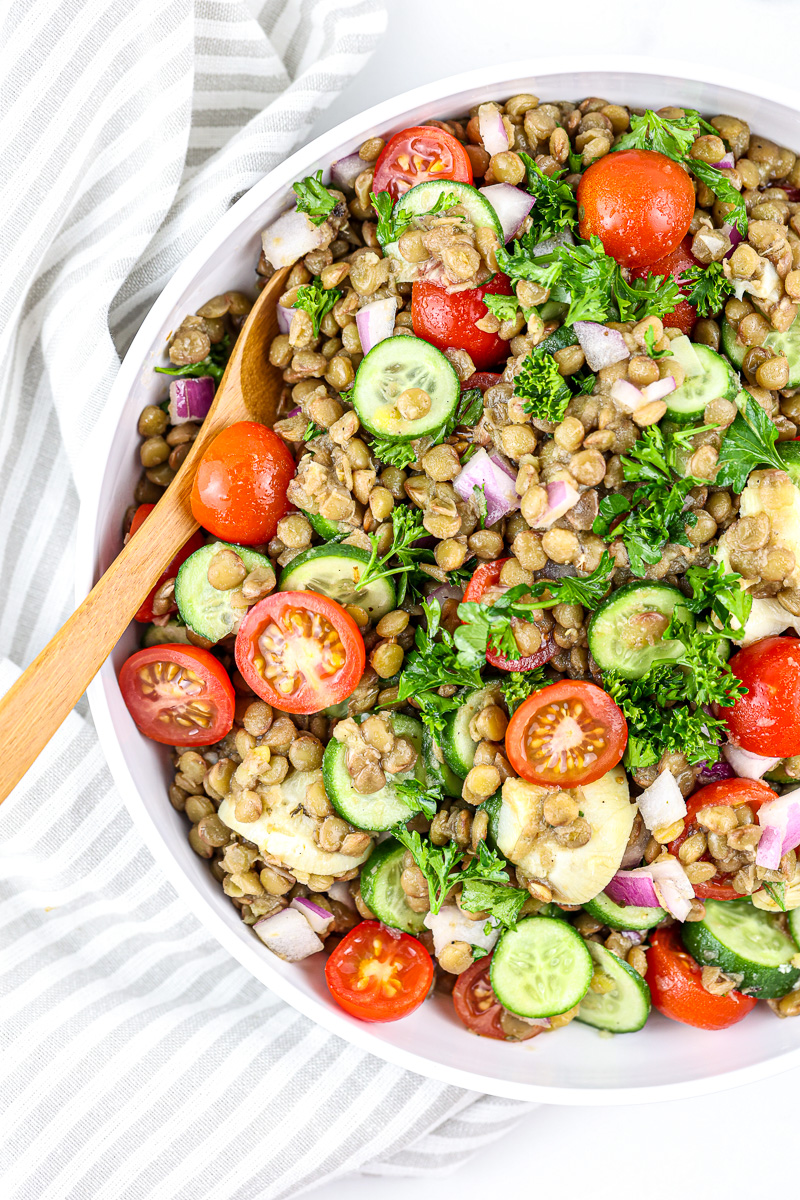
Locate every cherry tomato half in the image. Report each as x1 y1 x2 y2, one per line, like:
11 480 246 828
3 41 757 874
669 778 776 900
462 560 556 672
325 921 433 1021
119 645 235 746
628 236 700 334
505 680 627 787
128 505 204 622
412 273 514 371
647 926 757 1030
723 636 800 758
462 371 503 393
452 955 507 1039
577 148 695 268
191 421 295 545
372 125 473 202
235 590 365 714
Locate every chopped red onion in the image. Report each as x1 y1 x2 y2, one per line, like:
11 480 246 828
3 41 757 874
530 479 580 529
330 151 369 192
620 930 647 945
574 322 630 371
606 871 661 909
355 297 397 354
326 881 356 910
261 208 327 269
479 183 535 243
477 104 509 156
710 151 735 169
636 770 687 833
453 447 520 526
695 759 735 787
286 405 301 418
290 896 335 936
607 858 694 921
723 742 781 780
621 820 650 868
610 377 646 413
168 376 215 425
756 789 800 869
276 304 293 335
429 583 463 607
423 904 500 956
642 376 676 403
721 221 745 258
253 908 324 960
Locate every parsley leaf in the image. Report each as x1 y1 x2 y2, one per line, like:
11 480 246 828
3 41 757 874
483 293 521 322
615 108 700 159
514 351 572 423
689 161 748 236
303 419 326 441
358 506 428 592
368 438 419 469
293 170 338 226
644 326 671 359
682 262 735 316
500 669 550 714
426 386 485 446
392 826 509 915
471 945 490 960
293 279 341 337
518 153 578 243
155 332 232 384
393 776 442 820
460 878 528 930
715 391 799 493
473 484 488 528
527 551 615 610
763 882 788 911
684 551 752 638
494 243 564 289
397 598 484 708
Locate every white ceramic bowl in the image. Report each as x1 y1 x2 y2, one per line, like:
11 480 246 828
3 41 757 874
76 57 800 1104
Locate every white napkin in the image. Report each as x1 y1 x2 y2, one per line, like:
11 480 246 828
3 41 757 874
0 3 532 1195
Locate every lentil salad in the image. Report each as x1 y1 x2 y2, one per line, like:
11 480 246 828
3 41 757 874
119 93 800 1038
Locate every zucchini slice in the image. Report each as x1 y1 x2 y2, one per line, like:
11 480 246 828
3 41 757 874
665 343 738 423
490 917 593 1018
360 838 426 933
321 713 425 831
681 898 800 998
576 940 651 1033
587 581 694 680
175 542 273 643
441 684 505 779
278 544 395 622
351 335 460 442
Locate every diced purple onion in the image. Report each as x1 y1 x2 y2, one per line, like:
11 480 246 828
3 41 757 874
168 376 215 425
286 405 301 418
429 583 464 607
620 930 647 945
606 858 694 921
261 208 327 269
330 151 369 192
721 221 745 258
610 377 646 413
695 758 735 787
606 871 661 909
277 304 292 335
290 896 335 936
253 907 324 960
423 904 500 956
574 322 630 371
621 820 650 869
355 297 397 354
642 376 676 403
479 183 535 243
756 788 800 869
453 447 520 527
710 151 735 169
478 104 510 156
326 881 356 910
722 742 781 780
636 770 687 834
530 479 580 529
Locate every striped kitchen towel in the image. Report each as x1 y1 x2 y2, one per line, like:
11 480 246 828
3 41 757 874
0 2 533 1196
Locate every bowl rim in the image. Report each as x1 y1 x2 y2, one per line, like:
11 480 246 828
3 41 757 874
75 54 800 1104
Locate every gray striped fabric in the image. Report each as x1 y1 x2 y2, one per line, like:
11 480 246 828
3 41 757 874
0 2 533 1195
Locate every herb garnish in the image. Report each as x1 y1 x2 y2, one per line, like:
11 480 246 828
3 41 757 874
499 669 550 714
514 351 573 423
716 391 800 493
293 170 338 226
292 280 341 337
684 551 753 638
682 261 735 316
155 333 232 384
460 877 529 930
391 826 509 915
518 153 578 243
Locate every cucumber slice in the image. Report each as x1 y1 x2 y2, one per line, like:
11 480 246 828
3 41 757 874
665 343 738 423
321 712 425 831
175 542 273 643
765 314 800 387
142 619 191 647
351 335 460 442
721 318 747 370
587 581 694 679
577 940 651 1033
303 510 349 540
422 725 463 799
360 838 426 933
583 889 665 931
278 544 395 622
665 334 703 377
681 898 800 998
395 179 503 238
490 916 593 1018
441 684 504 778
788 907 800 949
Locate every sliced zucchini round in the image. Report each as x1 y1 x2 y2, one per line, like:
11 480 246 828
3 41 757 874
441 684 504 779
278 544 395 621
303 510 350 540
577 940 651 1033
587 581 694 680
720 317 747 370
765 314 800 387
490 916 593 1018
583 889 665 931
422 725 463 799
321 712 425 831
142 619 191 647
665 343 738 423
360 838 426 933
175 542 273 643
351 335 460 442
681 898 800 998
395 179 503 238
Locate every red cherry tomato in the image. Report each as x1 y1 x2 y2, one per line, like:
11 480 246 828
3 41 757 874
128 505 204 622
647 926 757 1030
628 236 700 334
452 956 507 1039
325 921 433 1021
372 125 473 202
723 636 800 758
235 590 365 714
119 645 235 746
412 274 514 371
669 778 776 900
505 680 627 787
190 421 295 545
462 560 556 672
462 372 503 393
577 149 696 267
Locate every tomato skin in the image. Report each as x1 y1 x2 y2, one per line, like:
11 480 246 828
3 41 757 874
119 645 235 746
462 371 503 393
462 560 556 672
452 955 507 1040
577 149 696 267
505 680 627 787
325 921 434 1022
647 926 757 1030
723 636 800 757
669 778 776 899
372 125 472 201
412 274 514 371
128 505 204 622
628 236 699 334
190 421 295 545
235 590 365 714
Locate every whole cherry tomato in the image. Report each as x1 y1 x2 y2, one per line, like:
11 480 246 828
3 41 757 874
669 778 776 900
128 505 204 622
462 560 556 672
628 236 700 334
647 926 757 1030
119 645 235 746
191 421 295 545
325 921 433 1021
723 636 800 757
577 149 696 267
412 273 514 371
372 125 473 201
505 680 627 788
235 590 365 714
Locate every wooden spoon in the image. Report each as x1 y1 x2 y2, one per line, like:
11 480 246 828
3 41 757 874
0 266 289 804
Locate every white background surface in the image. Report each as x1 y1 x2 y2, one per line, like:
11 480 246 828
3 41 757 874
306 1 800 1196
